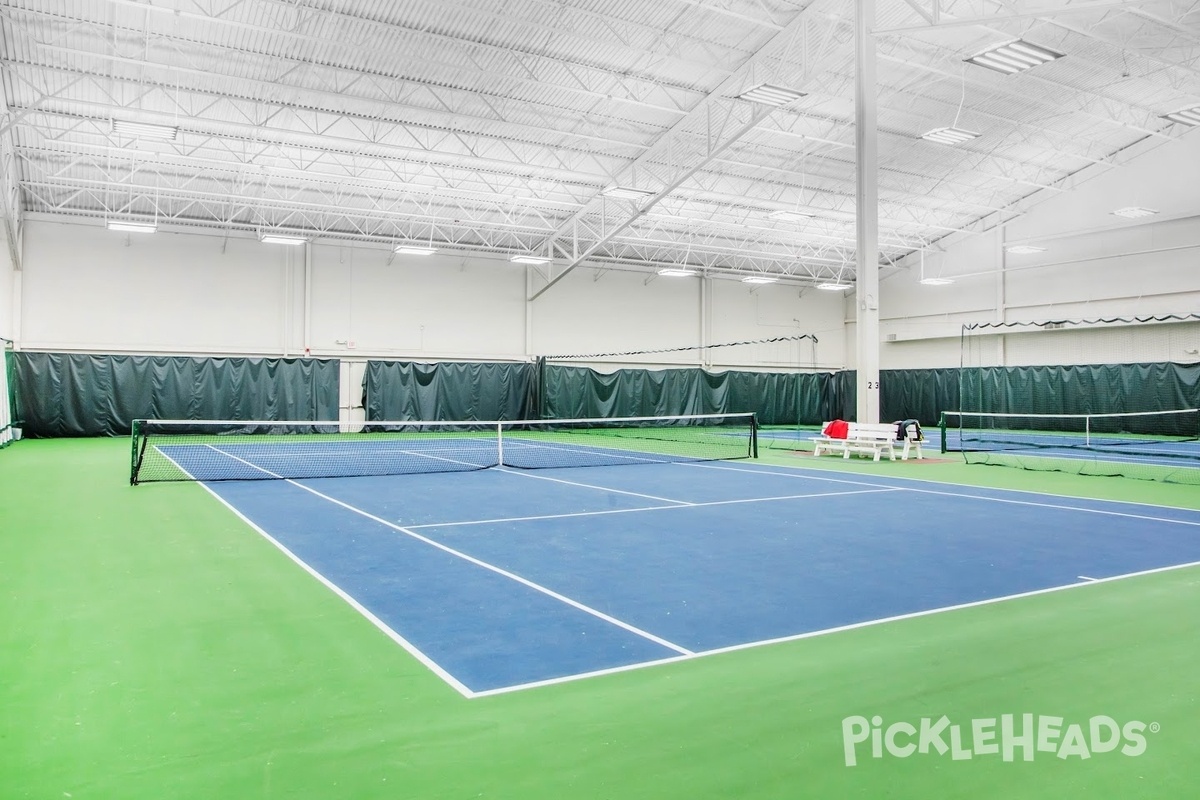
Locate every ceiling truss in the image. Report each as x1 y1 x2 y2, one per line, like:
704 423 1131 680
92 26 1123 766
0 0 1196 291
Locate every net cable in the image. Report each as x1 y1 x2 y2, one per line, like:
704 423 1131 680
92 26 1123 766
543 334 817 361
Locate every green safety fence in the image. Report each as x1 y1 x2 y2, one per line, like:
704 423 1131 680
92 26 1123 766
363 359 835 425
363 360 538 421
792 362 1199 429
879 367 961 426
959 361 1200 424
12 352 340 438
540 364 831 425
17 350 1195 440
1 339 16 447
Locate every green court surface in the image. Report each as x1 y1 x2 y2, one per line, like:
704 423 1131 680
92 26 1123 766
3 437 1198 799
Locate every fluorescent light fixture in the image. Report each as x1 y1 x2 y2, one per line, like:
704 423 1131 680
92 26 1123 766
768 210 814 222
735 83 807 107
970 56 1020 74
1005 245 1047 254
394 245 437 255
966 40 1064 75
106 220 157 234
111 119 178 140
918 277 954 286
1163 105 1200 126
921 127 979 145
602 186 657 201
657 268 696 277
1111 207 1159 219
260 234 308 245
510 255 552 265
741 276 778 285
817 282 853 291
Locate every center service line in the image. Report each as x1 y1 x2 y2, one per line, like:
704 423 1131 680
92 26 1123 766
203 445 694 657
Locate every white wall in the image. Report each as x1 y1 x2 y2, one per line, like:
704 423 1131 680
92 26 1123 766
19 129 1196 379
529 269 846 372
310 245 527 359
709 279 845 371
21 223 290 354
531 267 700 367
14 218 845 374
879 129 1200 370
0 233 13 341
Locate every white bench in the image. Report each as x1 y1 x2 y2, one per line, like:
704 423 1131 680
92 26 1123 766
811 422 926 462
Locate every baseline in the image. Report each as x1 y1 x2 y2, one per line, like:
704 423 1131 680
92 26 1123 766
473 558 1200 698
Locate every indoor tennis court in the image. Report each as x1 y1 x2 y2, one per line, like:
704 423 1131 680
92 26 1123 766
199 457 1200 696
3 2 1200 800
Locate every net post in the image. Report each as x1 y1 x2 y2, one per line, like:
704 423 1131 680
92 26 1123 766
130 419 142 485
1085 414 1091 448
750 413 759 458
496 421 504 467
939 411 947 454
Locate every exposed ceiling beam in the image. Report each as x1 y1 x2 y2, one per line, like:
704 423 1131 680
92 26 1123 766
874 0 1153 34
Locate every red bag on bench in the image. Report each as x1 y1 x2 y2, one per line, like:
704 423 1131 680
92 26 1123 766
822 419 849 439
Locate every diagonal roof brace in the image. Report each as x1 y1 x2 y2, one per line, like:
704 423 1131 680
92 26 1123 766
529 105 773 299
527 9 847 301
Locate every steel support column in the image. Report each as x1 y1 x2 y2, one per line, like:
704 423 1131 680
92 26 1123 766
855 0 880 424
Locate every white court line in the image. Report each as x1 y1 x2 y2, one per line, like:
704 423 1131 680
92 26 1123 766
707 455 1200 516
158 447 474 697
201 483 478 698
682 461 1200 528
501 437 670 465
472 557 1200 698
495 466 694 505
1077 575 1099 582
193 442 494 472
202 444 693 658
407 487 901 530
187 446 1200 698
959 445 1200 467
223 444 497 459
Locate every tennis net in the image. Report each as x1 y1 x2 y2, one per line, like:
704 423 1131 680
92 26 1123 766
940 408 1200 483
130 412 758 484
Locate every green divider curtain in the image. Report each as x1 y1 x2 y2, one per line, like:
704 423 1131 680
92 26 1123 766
363 360 537 421
961 361 1200 436
0 343 13 446
856 362 1200 430
963 362 1200 415
828 369 857 422
819 362 1200 427
880 367 961 427
541 364 832 425
13 352 340 438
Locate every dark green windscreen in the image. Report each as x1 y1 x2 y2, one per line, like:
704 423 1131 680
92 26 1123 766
363 360 537 421
880 368 961 426
363 360 833 425
959 362 1200 418
1 342 16 445
13 352 339 438
541 364 830 425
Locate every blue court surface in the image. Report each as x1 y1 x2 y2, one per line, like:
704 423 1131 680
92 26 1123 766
186 455 1200 698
